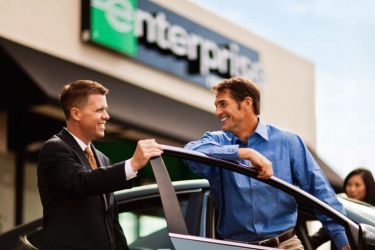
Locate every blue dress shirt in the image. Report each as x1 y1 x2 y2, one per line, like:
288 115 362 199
184 120 349 248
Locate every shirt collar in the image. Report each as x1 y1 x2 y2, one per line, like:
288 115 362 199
65 128 90 151
254 119 269 141
226 117 269 143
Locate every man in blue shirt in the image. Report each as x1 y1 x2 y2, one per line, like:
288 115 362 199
185 77 350 250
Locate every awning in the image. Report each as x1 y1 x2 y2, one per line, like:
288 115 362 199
0 36 219 143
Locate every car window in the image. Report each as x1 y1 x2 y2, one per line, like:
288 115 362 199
119 211 166 244
305 220 331 250
116 193 191 250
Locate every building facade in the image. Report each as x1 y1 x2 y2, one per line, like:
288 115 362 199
0 0 316 232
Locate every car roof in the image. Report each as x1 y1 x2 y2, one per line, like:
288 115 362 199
338 196 375 227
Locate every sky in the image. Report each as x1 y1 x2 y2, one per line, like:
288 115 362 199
190 0 375 178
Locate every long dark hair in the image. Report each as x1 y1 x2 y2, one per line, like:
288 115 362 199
343 168 375 206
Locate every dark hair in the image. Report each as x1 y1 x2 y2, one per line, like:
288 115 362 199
60 80 109 119
212 77 260 115
343 168 375 206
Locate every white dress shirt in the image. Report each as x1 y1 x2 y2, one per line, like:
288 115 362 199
67 129 137 180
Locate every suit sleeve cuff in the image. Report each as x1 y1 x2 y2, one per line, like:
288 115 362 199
125 160 137 180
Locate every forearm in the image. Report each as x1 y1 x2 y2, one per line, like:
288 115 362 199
185 140 239 160
238 148 258 161
238 148 273 179
184 136 238 178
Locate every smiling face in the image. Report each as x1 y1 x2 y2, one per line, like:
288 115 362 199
72 94 110 144
214 89 250 134
345 174 367 201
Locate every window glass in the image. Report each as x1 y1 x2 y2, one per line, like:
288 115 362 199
119 212 166 244
305 220 331 250
117 194 189 249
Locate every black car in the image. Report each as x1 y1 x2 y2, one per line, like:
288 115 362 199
0 145 374 250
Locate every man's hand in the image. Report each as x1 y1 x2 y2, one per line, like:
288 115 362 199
341 246 351 250
238 148 273 179
130 139 163 171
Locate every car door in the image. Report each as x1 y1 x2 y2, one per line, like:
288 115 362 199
152 145 375 250
114 180 211 250
150 152 277 250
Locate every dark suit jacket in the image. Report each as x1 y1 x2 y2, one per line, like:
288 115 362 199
37 128 132 250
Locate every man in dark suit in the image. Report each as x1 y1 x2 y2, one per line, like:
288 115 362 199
37 80 163 250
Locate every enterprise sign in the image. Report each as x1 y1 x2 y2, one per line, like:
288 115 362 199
82 0 264 88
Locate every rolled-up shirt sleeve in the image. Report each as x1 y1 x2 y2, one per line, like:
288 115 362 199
185 132 239 160
184 132 239 178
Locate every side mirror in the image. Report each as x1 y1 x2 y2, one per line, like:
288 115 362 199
359 223 375 250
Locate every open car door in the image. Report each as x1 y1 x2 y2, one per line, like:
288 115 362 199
150 149 277 250
150 145 375 250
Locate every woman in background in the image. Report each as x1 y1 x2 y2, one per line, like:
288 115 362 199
311 168 375 249
343 168 375 206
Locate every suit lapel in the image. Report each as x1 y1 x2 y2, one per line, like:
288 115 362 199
57 128 92 171
91 143 113 211
57 129 111 212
